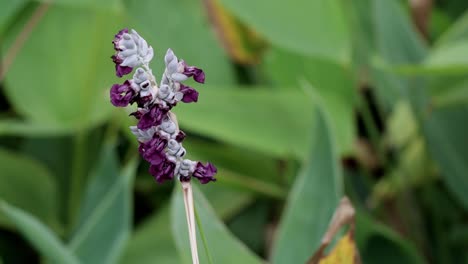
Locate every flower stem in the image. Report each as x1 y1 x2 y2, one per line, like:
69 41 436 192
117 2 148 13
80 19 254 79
181 181 199 264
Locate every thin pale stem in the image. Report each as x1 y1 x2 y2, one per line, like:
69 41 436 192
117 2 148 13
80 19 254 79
182 181 199 264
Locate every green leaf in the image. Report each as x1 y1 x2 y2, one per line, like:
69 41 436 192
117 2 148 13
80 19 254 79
263 48 356 155
121 184 253 264
0 0 27 35
371 0 428 110
35 0 123 12
68 143 137 264
431 78 468 108
435 9 468 47
0 202 79 264
0 119 73 136
0 148 58 230
422 105 468 209
355 213 425 264
119 207 179 264
125 0 235 85
3 5 120 131
175 87 314 159
424 41 468 72
171 184 263 264
271 105 342 263
218 0 350 63
373 0 427 65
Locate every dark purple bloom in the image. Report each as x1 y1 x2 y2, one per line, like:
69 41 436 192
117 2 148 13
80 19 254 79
131 94 153 107
138 136 167 165
113 28 128 51
110 80 136 107
112 55 133 77
149 160 176 183
182 62 205 83
175 130 186 142
179 84 199 103
137 106 167 130
192 162 217 184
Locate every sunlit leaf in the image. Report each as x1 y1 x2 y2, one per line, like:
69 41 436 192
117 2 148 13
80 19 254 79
175 87 314 159
218 0 351 63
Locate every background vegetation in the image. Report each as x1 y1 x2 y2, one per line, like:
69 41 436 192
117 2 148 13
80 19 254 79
0 0 467 263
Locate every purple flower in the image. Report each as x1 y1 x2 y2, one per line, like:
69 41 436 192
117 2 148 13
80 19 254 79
111 29 133 77
137 106 167 130
149 160 176 183
110 80 136 107
139 136 167 165
179 84 199 103
132 94 153 107
175 131 186 142
112 55 133 78
113 28 128 51
182 62 205 83
192 162 217 184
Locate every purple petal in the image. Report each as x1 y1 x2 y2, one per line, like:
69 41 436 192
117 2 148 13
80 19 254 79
137 106 167 130
113 28 128 51
149 161 176 183
182 62 205 83
179 85 199 103
192 162 217 184
112 55 133 77
110 80 135 107
175 130 186 142
138 136 167 165
131 94 153 107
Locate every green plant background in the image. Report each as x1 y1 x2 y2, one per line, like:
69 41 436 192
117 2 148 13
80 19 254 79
0 0 467 263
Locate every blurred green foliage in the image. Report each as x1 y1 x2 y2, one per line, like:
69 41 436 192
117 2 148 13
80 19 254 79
0 0 467 263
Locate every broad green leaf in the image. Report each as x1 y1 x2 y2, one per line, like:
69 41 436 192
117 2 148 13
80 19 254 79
175 87 314 159
424 41 468 72
0 202 79 264
68 144 137 264
125 0 235 85
272 106 343 264
422 105 468 209
0 148 58 230
431 77 468 108
120 184 252 264
0 0 27 35
263 48 356 155
120 207 179 264
171 185 263 264
35 0 123 12
355 213 425 264
3 5 120 131
373 0 426 65
435 9 468 46
0 119 73 136
371 0 428 110
218 0 350 63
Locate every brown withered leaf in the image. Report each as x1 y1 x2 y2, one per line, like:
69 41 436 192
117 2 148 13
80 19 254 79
307 197 361 264
202 0 267 64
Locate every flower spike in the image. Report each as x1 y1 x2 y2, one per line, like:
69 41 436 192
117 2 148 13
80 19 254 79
109 28 217 185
